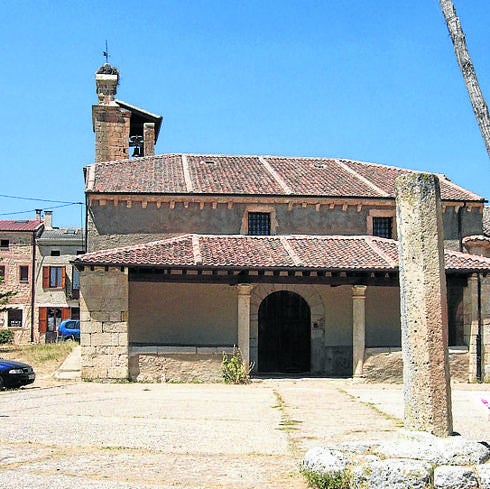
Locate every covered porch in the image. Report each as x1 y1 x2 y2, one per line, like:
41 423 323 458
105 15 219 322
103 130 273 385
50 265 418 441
74 234 490 382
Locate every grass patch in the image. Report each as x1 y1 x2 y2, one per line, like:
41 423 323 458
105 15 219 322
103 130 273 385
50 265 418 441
300 468 352 489
0 342 75 374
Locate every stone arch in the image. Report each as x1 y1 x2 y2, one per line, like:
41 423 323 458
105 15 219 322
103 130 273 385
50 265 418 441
250 284 325 373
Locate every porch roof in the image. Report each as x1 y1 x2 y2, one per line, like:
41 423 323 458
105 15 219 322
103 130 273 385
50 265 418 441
74 234 490 274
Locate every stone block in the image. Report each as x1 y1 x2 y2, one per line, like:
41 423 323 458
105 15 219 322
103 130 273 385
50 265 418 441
107 366 129 379
302 447 349 475
352 459 432 489
102 322 127 333
433 466 477 489
90 332 114 347
476 465 490 489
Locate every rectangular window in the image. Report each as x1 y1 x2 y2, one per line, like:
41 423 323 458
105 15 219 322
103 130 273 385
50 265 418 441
0 265 5 281
8 309 22 328
248 212 271 236
39 306 70 333
372 217 393 239
42 266 66 289
50 250 61 256
0 239 9 249
19 266 29 283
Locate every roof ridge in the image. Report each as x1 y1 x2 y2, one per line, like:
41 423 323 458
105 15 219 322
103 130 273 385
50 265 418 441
336 160 389 197
364 237 398 268
181 155 194 193
259 157 292 194
192 235 202 265
279 236 303 266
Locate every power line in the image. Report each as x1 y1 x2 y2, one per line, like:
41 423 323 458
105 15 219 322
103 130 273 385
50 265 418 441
0 194 83 205
0 202 83 217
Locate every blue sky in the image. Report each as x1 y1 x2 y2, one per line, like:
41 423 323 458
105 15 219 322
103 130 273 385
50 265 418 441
0 0 489 227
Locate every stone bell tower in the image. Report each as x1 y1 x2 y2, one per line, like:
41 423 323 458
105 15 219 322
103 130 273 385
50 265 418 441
92 63 163 162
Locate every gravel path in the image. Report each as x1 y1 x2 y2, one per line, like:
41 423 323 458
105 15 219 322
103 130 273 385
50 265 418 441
1 379 488 488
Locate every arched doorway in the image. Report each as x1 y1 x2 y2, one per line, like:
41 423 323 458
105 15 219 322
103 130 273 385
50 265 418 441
258 291 311 373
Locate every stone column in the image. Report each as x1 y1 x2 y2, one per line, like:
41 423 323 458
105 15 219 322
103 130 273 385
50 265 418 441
352 285 367 378
237 284 253 365
395 173 453 437
464 274 480 381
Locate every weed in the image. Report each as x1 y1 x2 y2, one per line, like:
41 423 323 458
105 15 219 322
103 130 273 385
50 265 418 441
300 467 352 489
221 346 253 384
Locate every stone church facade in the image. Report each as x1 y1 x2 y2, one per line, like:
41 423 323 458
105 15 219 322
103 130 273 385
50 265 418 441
75 64 490 383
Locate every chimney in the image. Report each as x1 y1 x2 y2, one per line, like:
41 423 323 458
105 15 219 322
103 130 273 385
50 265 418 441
92 64 131 163
35 209 42 222
44 210 53 230
144 123 155 156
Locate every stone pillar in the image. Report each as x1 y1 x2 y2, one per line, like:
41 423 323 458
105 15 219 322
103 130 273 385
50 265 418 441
237 284 253 365
481 275 490 381
464 274 480 381
79 267 129 381
352 285 367 378
395 173 453 437
144 123 155 156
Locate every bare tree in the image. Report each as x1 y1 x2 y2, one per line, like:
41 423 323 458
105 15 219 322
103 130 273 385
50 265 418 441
439 0 490 157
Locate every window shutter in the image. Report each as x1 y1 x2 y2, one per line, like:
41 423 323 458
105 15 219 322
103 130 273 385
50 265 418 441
61 267 66 289
61 308 70 320
42 267 49 288
39 308 47 333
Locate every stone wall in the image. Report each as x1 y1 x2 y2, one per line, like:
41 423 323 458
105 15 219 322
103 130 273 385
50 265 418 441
362 348 469 383
80 267 129 380
86 199 481 253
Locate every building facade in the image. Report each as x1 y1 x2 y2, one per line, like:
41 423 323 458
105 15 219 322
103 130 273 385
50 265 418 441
75 65 490 383
0 211 83 343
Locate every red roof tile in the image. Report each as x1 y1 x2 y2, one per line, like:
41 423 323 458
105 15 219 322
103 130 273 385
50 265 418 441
87 154 484 202
0 220 43 232
75 234 490 273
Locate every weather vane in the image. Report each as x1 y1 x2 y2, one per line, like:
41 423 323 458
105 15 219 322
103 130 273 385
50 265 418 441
103 40 110 64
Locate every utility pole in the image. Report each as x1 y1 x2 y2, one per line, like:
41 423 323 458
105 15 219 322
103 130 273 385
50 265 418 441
439 0 490 157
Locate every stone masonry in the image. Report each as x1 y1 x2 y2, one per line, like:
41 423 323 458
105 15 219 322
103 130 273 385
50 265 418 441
395 173 453 437
79 267 129 380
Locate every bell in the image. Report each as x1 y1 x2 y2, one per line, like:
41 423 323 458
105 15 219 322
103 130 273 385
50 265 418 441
132 146 142 157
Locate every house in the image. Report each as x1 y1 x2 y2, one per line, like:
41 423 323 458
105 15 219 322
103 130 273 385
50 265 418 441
35 211 84 342
0 210 83 344
0 212 44 343
75 64 490 383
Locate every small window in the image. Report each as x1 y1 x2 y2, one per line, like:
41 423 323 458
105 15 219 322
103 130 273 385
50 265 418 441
72 266 80 290
42 266 66 289
50 267 64 288
0 239 9 249
373 217 393 239
76 250 85 255
0 265 5 281
50 250 61 256
248 212 271 236
19 266 29 283
8 309 22 328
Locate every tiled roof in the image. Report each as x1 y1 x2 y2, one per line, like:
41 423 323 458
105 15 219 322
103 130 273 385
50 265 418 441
86 154 484 202
38 228 84 242
75 234 490 273
0 220 43 232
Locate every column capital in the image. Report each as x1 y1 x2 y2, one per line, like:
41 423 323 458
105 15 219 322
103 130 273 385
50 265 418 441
236 284 254 295
352 285 367 298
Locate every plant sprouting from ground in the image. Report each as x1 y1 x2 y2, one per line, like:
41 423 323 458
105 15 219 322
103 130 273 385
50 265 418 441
300 468 352 489
221 346 253 384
